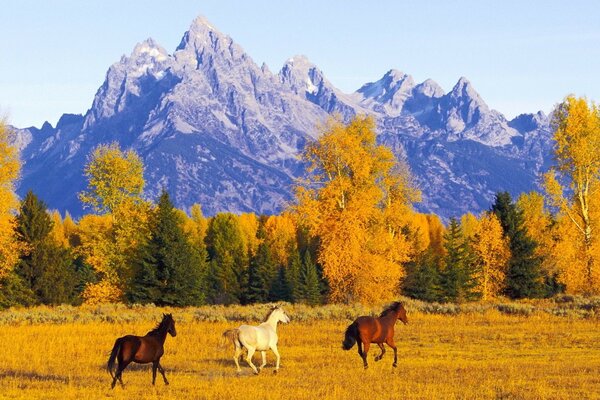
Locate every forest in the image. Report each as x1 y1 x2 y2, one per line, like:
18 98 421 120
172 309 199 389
0 95 599 308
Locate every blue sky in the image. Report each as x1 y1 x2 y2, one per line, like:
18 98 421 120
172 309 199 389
1 0 599 127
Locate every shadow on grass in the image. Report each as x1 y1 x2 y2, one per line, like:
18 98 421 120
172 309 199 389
0 370 70 383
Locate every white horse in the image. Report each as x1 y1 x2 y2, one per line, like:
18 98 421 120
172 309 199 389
223 306 290 374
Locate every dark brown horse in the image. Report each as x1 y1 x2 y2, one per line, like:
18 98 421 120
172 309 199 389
107 313 177 389
342 301 408 369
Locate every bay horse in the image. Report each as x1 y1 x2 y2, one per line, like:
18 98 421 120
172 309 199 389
342 301 408 369
107 313 176 388
223 306 290 374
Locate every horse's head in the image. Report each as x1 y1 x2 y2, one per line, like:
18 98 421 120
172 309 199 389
396 303 408 325
272 306 291 324
165 313 177 337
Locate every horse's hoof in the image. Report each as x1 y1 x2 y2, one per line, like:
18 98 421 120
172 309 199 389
364 365 369 370
273 370 278 374
393 363 397 368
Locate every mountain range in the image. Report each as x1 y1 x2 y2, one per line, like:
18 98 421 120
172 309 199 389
11 16 554 220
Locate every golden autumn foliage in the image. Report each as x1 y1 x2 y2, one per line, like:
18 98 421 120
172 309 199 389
293 116 420 303
468 213 510 300
264 213 297 266
181 203 209 251
81 279 123 305
79 142 145 214
238 213 261 258
76 144 150 303
0 122 21 279
544 96 600 293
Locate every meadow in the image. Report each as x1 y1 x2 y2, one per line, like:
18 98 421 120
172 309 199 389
0 299 598 399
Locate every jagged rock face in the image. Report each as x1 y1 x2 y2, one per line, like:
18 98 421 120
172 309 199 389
12 16 552 220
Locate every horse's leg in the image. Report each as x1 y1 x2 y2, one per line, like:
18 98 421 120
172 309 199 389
157 362 169 385
245 346 259 375
374 343 386 361
233 345 243 373
259 351 267 371
113 365 126 388
271 345 281 374
362 341 370 369
152 361 158 385
386 338 398 367
111 374 119 389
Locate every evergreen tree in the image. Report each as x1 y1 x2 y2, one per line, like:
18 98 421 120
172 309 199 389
439 218 479 302
492 192 544 298
205 213 247 304
269 266 292 302
244 226 275 303
287 248 302 302
0 273 37 308
14 191 77 305
402 249 442 302
299 250 321 305
129 191 204 306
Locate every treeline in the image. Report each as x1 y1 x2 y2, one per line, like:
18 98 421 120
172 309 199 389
0 95 599 307
0 188 325 307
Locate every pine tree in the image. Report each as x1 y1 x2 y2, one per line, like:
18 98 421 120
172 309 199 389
492 192 544 298
129 191 204 306
300 250 321 305
402 249 441 302
287 248 302 302
205 213 247 304
269 265 292 302
244 226 275 303
14 191 77 305
439 218 479 303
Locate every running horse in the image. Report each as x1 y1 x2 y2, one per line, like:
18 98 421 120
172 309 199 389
223 305 290 374
342 301 408 369
107 313 177 388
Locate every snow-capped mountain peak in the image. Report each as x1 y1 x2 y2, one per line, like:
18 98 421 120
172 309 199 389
12 14 552 221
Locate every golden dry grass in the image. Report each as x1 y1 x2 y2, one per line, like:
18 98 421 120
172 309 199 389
0 309 598 399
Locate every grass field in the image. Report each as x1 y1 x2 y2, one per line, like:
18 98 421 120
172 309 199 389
0 303 598 399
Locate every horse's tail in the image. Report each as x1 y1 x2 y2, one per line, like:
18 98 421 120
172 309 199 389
222 328 242 349
342 321 359 350
107 338 122 378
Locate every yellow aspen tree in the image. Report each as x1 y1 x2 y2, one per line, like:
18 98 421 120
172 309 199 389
79 142 145 214
238 213 260 258
293 116 420 303
407 213 431 253
180 203 208 251
264 213 297 266
461 212 479 240
550 215 586 292
75 214 123 303
0 122 21 278
470 212 510 300
544 96 600 292
78 143 149 302
426 214 446 258
49 210 68 248
62 212 78 247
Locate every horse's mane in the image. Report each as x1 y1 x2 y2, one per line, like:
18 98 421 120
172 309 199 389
148 314 172 335
262 306 279 323
379 301 402 317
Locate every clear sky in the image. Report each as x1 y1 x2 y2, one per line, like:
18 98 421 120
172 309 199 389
1 0 599 128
